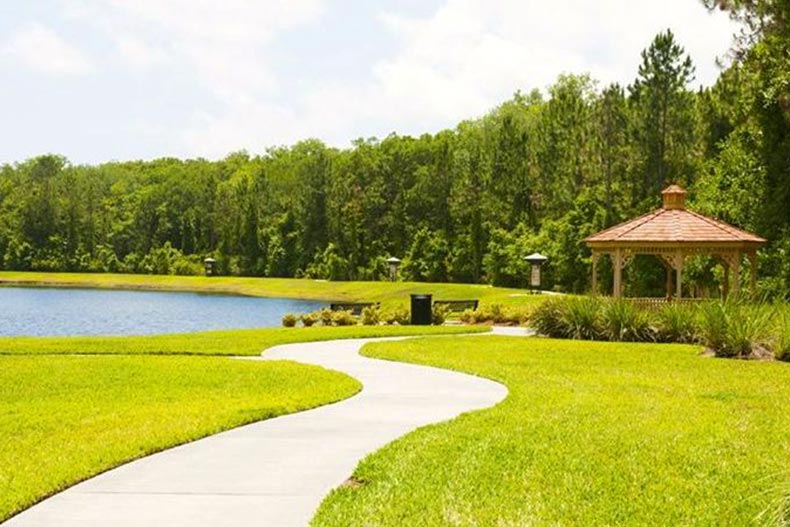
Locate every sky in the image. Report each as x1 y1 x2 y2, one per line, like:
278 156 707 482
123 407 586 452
0 0 740 165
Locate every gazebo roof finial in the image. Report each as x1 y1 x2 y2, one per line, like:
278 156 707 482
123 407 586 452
661 184 686 210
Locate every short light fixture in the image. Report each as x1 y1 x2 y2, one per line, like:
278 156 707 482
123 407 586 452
203 257 217 277
386 256 401 282
523 253 548 293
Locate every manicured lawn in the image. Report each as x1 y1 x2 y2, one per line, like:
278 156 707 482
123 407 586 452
0 354 360 522
313 336 790 527
0 325 488 356
0 271 540 309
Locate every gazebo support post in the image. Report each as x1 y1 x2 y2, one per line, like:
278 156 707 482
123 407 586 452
723 261 730 299
674 252 684 300
731 252 741 297
591 253 599 295
663 260 673 299
613 249 623 299
748 251 758 295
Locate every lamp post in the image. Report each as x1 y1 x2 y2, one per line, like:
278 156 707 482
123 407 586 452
203 257 217 277
524 253 548 293
386 257 401 282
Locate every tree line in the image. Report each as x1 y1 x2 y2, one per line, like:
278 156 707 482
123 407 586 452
1 1 789 296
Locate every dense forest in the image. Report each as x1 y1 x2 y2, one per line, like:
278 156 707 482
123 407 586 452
1 1 788 296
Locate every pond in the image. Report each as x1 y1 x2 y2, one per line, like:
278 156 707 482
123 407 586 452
0 287 325 336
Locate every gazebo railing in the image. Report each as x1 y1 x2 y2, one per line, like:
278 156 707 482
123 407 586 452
627 297 707 308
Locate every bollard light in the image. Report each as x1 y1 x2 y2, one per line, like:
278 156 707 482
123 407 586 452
386 256 401 282
204 257 217 277
523 253 548 293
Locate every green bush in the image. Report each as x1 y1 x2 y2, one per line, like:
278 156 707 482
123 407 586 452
530 296 790 360
319 308 335 327
282 313 298 327
300 312 318 327
774 311 790 362
655 302 698 343
561 296 603 340
697 301 775 358
458 304 529 326
432 303 450 325
383 307 410 325
459 308 476 324
601 300 654 342
331 310 356 327
530 297 567 337
360 305 381 326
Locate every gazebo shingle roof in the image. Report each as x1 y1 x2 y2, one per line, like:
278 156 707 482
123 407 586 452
584 185 766 246
584 185 765 299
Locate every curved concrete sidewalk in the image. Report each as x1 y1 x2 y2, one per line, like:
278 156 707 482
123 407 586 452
4 334 509 527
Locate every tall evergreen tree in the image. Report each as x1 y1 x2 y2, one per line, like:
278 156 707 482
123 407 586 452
630 29 697 203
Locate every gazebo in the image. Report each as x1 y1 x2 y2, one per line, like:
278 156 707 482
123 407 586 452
584 185 766 299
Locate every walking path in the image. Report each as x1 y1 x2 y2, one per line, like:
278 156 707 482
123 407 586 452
5 330 514 527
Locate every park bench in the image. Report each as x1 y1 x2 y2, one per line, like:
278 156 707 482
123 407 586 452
432 299 479 313
329 302 380 316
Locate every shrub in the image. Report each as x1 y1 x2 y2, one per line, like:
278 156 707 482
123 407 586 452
332 310 356 327
774 311 790 362
432 303 450 325
655 302 698 343
383 307 410 325
360 305 381 326
282 313 298 327
459 304 529 326
698 300 775 358
300 312 318 327
319 308 335 326
561 296 603 340
601 300 654 342
460 308 476 324
530 297 568 338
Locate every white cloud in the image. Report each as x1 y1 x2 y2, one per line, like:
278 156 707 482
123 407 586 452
292 0 740 150
116 37 168 69
361 0 741 132
66 0 324 93
0 0 742 162
183 0 743 156
61 0 327 154
1 23 94 76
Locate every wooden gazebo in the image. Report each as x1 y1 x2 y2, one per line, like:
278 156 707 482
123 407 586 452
584 185 766 299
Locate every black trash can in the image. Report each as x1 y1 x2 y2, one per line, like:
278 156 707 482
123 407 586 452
410 294 432 325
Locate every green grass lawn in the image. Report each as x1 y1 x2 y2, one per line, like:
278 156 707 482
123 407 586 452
0 271 541 309
0 325 488 356
313 336 790 527
0 355 360 522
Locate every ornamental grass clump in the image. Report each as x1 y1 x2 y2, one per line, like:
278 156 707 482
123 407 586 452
382 307 410 325
300 312 318 327
431 303 450 325
530 297 567 338
360 305 381 326
461 304 529 326
281 313 298 327
561 296 604 340
774 311 790 362
654 302 698 344
319 308 335 326
331 310 356 327
697 300 775 359
601 299 654 342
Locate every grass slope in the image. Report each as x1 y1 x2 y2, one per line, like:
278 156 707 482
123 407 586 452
313 336 790 527
0 355 360 522
0 325 488 356
0 271 539 308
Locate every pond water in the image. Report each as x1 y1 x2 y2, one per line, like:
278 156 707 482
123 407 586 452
0 287 325 336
